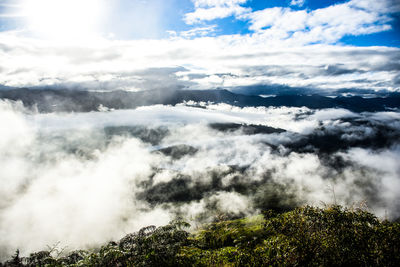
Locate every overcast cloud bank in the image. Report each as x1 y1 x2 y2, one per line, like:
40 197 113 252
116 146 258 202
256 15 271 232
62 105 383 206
0 32 399 95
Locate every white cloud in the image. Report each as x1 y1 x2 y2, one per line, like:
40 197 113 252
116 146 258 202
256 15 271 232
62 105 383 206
182 0 398 46
0 31 399 94
185 0 250 24
176 25 217 39
245 7 308 32
350 0 400 13
243 0 394 44
290 0 306 7
343 146 400 216
191 0 248 8
0 100 399 259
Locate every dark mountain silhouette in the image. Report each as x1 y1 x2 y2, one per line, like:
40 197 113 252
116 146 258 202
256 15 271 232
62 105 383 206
0 88 399 112
208 123 286 135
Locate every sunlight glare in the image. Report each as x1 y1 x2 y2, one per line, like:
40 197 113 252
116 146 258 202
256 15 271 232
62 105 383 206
21 0 104 41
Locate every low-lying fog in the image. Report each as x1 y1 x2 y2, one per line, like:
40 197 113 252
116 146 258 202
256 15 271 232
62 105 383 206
1 99 399 259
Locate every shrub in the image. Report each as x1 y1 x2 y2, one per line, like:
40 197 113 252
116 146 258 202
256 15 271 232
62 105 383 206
2 206 399 267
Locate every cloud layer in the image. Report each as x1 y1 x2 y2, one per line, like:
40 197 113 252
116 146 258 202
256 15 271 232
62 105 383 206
0 32 399 95
0 99 399 260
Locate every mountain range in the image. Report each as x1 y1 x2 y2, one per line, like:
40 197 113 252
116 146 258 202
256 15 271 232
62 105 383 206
0 88 399 113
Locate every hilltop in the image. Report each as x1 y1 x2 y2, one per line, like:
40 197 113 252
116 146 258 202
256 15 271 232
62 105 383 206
2 205 399 266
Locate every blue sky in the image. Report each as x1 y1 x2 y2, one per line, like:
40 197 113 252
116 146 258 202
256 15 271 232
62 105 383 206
0 0 399 46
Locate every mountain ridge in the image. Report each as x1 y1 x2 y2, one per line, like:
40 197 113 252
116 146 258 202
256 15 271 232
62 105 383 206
0 88 399 113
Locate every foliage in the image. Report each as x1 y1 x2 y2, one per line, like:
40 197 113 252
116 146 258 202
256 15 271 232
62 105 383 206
1 220 189 267
1 206 399 267
177 205 400 267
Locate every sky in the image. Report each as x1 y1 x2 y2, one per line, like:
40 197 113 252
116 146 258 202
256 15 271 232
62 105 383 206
1 0 399 44
0 0 399 94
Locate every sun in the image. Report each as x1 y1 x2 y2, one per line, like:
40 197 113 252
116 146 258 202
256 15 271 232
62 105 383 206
21 0 105 41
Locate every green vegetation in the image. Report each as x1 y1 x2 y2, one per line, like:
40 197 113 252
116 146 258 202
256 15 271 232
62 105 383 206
2 205 399 266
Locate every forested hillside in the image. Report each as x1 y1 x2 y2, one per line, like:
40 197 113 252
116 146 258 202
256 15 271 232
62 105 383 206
2 205 399 267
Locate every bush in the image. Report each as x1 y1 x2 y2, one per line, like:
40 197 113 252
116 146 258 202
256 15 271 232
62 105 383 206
2 206 399 266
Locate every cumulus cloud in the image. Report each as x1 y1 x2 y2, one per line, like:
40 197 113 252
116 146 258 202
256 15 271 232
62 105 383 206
182 0 398 48
242 0 395 44
290 0 306 7
185 0 250 24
